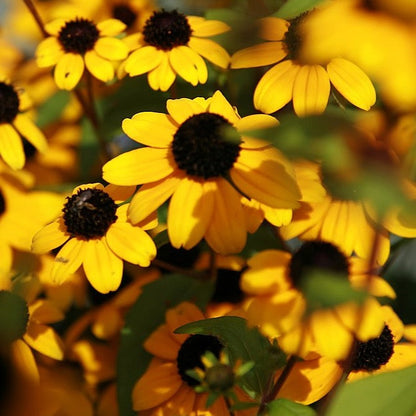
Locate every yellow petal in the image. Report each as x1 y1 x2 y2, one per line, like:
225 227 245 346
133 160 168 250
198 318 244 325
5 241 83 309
24 321 64 360
166 97 206 125
292 65 330 116
148 54 176 92
404 325 416 342
36 37 64 67
259 17 289 41
104 184 136 204
327 58 376 110
54 53 84 90
85 50 114 82
44 18 66 35
106 222 156 266
189 17 230 36
236 114 279 149
381 305 404 342
122 112 175 148
124 46 163 76
231 42 287 68
188 37 230 69
144 324 181 360
169 46 208 86
32 218 69 254
95 37 128 60
263 205 293 227
97 19 126 36
13 114 48 152
168 177 215 250
83 238 123 294
102 147 175 185
208 90 240 125
254 60 300 114
92 305 122 340
205 178 247 254
29 299 65 324
11 339 39 382
0 123 25 169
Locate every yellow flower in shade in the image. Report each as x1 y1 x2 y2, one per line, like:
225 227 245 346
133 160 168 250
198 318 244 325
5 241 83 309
231 13 376 116
0 78 47 169
31 183 157 294
132 301 256 416
36 17 129 90
102 90 301 254
241 241 395 361
120 10 230 91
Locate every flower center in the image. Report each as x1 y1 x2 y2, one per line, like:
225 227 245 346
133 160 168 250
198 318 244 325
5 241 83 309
0 82 19 123
143 9 192 50
289 241 349 288
205 363 235 392
172 113 242 179
283 13 308 60
350 325 394 372
62 188 117 239
211 269 244 304
176 334 223 386
0 190 5 216
113 5 137 28
58 18 100 54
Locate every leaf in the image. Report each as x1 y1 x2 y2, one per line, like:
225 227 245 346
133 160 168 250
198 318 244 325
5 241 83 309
0 291 29 343
117 274 214 416
274 0 325 19
175 316 286 397
79 117 100 180
326 365 416 416
241 224 285 258
266 399 317 416
153 229 169 249
35 90 70 128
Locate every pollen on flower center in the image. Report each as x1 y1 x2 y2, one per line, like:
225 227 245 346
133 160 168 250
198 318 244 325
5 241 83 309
143 10 192 50
176 334 223 387
350 325 394 372
283 13 308 60
172 113 242 179
113 5 137 28
58 18 100 54
62 188 117 239
289 241 349 288
0 190 6 216
0 82 19 123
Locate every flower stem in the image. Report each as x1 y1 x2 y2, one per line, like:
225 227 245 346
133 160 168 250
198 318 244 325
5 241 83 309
22 0 48 38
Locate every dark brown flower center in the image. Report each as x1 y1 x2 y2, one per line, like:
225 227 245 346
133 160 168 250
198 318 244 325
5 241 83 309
143 9 192 50
0 190 5 216
172 113 241 179
113 5 137 28
62 188 117 239
283 13 308 60
0 82 19 123
58 18 100 54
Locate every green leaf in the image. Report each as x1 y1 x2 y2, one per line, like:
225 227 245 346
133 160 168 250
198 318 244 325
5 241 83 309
0 291 29 343
326 365 416 416
266 399 317 416
35 90 70 128
241 224 285 258
153 229 169 249
175 316 286 397
117 274 214 416
274 0 325 19
79 117 100 180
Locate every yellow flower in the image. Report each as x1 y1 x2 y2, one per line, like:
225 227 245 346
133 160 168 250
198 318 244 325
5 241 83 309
31 183 157 293
231 13 376 116
102 90 301 254
0 78 47 170
120 10 231 91
36 17 129 90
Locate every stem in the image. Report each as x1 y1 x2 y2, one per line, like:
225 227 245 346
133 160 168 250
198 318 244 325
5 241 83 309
258 355 297 414
23 0 48 38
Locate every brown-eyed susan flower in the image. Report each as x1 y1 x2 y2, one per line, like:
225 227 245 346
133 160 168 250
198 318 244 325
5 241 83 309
131 301 256 415
102 91 301 254
0 78 47 170
36 16 129 90
31 183 157 294
119 9 231 91
241 241 395 361
231 13 376 116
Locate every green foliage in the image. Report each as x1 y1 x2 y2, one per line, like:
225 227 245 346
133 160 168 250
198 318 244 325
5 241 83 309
266 399 317 416
175 316 287 397
326 365 416 416
117 274 214 416
36 90 70 128
0 291 29 343
79 118 100 181
274 0 326 19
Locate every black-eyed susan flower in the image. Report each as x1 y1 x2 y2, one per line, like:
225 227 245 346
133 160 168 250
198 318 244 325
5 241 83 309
102 91 301 254
241 241 394 361
119 9 230 91
0 78 47 169
231 13 376 116
36 17 129 90
31 183 157 294
131 301 256 415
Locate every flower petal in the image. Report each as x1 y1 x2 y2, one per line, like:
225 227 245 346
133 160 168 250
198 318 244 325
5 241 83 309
95 37 128 60
188 37 230 69
169 46 208 86
166 97 206 125
102 147 175 185
83 238 123 294
144 324 181 360
11 339 39 382
13 114 48 152
97 19 126 36
32 217 69 254
259 17 289 40
148 54 176 92
44 18 66 35
85 50 114 82
54 53 84 90
231 42 287 68
327 58 376 110
189 17 230 36
236 114 279 149
36 37 64 67
124 46 163 76
209 90 239 125
0 123 25 169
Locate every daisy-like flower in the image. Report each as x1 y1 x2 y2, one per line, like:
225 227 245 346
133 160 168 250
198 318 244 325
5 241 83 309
0 78 47 169
231 12 376 116
241 240 395 361
132 301 256 415
102 90 301 254
31 183 157 294
35 16 129 90
120 9 230 91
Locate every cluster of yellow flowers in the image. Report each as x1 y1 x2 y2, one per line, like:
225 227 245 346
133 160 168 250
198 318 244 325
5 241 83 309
1 0 416 415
